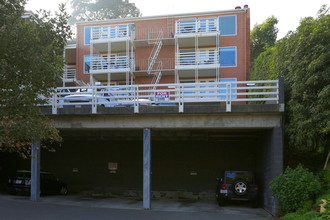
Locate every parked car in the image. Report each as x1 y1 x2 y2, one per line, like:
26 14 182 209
8 170 68 195
216 170 258 206
62 88 114 107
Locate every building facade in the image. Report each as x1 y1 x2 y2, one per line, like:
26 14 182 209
65 5 250 88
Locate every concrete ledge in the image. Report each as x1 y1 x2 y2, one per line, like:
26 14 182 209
41 104 284 116
51 113 283 129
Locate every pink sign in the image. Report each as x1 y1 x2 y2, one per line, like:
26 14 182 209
155 91 170 102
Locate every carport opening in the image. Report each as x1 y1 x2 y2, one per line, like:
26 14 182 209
1 128 276 209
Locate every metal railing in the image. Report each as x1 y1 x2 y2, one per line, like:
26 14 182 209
176 51 219 66
63 69 76 80
91 24 133 41
134 58 175 72
135 26 175 41
175 18 218 35
90 56 131 71
43 80 280 114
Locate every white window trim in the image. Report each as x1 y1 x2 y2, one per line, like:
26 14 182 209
218 15 237 36
220 46 237 68
84 26 91 45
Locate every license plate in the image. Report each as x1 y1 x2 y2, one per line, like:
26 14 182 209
15 180 22 184
220 190 227 193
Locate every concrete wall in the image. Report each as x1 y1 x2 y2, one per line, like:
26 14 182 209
260 128 283 215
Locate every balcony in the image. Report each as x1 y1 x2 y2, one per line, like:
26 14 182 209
90 55 131 75
90 24 134 52
175 18 219 47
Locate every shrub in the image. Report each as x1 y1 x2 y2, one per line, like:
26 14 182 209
270 164 321 213
297 200 313 215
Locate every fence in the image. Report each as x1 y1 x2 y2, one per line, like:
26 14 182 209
44 80 280 114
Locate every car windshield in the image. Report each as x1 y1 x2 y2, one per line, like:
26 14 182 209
15 171 31 178
225 171 254 184
76 88 93 93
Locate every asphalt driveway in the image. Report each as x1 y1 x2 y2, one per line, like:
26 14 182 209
0 194 274 220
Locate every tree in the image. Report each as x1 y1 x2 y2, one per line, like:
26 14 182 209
250 16 278 66
282 6 329 158
70 0 141 23
0 0 71 157
250 5 330 169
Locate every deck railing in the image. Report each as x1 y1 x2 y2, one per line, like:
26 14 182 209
90 55 131 71
91 24 134 41
175 18 218 35
43 80 280 114
176 51 219 66
63 69 76 80
134 58 175 72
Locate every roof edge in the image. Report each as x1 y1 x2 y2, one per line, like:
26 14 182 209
76 8 247 26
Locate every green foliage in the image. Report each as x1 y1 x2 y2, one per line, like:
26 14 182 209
250 6 330 168
282 8 330 155
70 0 141 23
283 212 300 220
0 0 71 157
297 200 314 215
250 46 278 80
284 211 329 220
250 15 278 66
270 164 321 213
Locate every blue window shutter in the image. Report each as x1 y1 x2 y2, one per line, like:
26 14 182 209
84 27 91 45
219 47 236 67
218 16 236 36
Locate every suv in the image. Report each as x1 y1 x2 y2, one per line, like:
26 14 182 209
216 171 258 206
8 170 68 195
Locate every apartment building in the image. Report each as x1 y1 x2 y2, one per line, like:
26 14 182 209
65 5 250 88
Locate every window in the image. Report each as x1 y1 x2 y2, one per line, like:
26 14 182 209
219 78 237 99
84 55 98 73
84 27 91 45
218 15 236 36
220 47 236 67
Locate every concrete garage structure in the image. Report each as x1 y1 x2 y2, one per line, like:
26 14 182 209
35 100 284 216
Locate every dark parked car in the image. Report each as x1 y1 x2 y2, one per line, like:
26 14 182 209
216 171 258 206
8 170 68 195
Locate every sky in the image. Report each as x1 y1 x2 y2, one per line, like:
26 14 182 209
25 0 327 39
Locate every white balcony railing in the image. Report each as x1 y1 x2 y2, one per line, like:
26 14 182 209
91 24 133 41
90 56 131 72
175 18 218 35
63 69 76 80
43 80 280 114
176 51 219 67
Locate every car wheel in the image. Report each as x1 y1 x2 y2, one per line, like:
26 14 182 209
60 186 68 195
232 179 248 196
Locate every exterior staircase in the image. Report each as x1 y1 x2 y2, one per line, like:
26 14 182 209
147 31 163 89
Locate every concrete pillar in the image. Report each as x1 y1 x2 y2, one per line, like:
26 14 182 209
278 77 285 104
31 142 40 201
143 128 151 209
263 127 283 215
